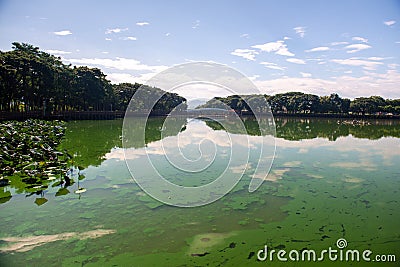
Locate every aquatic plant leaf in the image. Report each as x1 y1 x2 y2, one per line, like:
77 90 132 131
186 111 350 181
55 188 70 196
34 197 48 206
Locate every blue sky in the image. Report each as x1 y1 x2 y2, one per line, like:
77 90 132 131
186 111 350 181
0 0 399 99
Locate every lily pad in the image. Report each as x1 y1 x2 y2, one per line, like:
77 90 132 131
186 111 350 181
34 197 48 206
55 188 70 196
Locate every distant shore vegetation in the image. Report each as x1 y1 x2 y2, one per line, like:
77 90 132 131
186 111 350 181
1 42 399 117
199 93 400 116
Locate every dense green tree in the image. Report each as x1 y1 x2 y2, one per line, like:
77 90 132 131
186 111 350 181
319 93 350 113
0 43 186 114
350 96 386 114
1 42 399 117
201 93 399 115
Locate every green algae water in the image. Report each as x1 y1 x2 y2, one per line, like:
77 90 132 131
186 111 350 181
0 117 399 266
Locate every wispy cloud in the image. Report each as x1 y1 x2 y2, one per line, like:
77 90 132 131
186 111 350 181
192 20 200 29
331 57 383 70
45 49 71 55
368 57 385 61
252 40 294 56
306 46 330 52
65 57 167 72
106 72 160 85
294 26 306 38
352 36 368 43
260 61 286 71
136 22 149 26
53 30 72 36
120 36 137 41
254 69 400 99
384 20 396 26
300 72 312 78
165 33 171 36
240 33 249 38
331 41 348 46
105 38 112 41
231 49 258 61
105 28 128 34
345 43 371 53
286 58 306 64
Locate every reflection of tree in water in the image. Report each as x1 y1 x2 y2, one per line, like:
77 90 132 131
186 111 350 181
61 117 187 168
2 116 398 205
0 117 188 205
206 117 400 141
275 118 400 140
123 117 188 149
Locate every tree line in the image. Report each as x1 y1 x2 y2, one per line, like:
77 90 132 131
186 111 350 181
1 42 399 116
201 92 400 115
0 42 185 113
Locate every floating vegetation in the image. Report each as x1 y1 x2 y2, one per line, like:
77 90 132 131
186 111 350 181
0 120 82 203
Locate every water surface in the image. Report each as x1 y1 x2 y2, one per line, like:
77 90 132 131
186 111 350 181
0 117 399 266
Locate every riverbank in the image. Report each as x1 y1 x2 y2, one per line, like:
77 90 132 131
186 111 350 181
1 110 399 121
0 111 126 121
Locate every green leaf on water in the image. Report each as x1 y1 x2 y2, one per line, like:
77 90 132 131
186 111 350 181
55 188 70 196
34 197 48 206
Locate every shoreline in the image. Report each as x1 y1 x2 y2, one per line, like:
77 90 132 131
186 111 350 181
0 110 399 121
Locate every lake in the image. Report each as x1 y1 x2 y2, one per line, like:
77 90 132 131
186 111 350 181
0 117 399 266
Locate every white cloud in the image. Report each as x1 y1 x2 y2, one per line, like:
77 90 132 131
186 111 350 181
53 30 72 36
286 58 306 64
192 20 200 29
105 38 112 41
120 36 137 41
331 41 348 46
136 22 149 26
352 36 368 43
293 26 306 38
106 73 136 84
331 57 383 70
65 57 167 72
283 36 291 40
367 57 384 61
306 46 330 52
384 20 396 26
260 61 286 71
300 72 312 78
240 33 249 38
105 28 128 34
165 32 171 36
230 49 258 61
345 43 371 53
252 40 294 56
45 49 71 55
254 69 400 99
248 74 260 81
